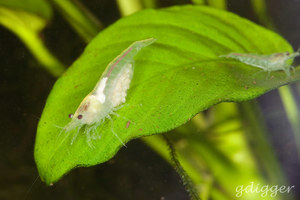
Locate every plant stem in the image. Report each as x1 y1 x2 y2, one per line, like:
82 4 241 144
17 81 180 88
278 86 300 157
192 0 227 10
117 0 143 16
142 0 157 8
51 0 102 42
239 101 287 185
163 135 201 200
16 28 65 77
191 0 206 4
0 8 65 77
251 0 276 30
142 135 204 184
206 0 227 10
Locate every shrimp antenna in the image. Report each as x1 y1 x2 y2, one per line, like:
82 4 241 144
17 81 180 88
288 46 300 59
23 175 40 200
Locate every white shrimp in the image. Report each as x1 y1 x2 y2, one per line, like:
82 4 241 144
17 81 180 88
58 38 156 148
220 48 300 78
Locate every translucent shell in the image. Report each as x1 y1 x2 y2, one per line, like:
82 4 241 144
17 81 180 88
220 48 300 77
61 38 156 147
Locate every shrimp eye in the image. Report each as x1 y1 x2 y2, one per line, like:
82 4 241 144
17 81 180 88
68 114 74 119
286 52 290 56
77 114 83 120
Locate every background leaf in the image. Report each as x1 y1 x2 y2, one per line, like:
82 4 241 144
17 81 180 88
0 0 65 76
34 5 299 184
0 0 52 20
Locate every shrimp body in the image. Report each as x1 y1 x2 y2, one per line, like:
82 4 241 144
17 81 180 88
61 38 156 147
220 49 300 77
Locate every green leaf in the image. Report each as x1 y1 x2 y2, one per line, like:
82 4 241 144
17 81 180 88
51 0 102 42
34 5 299 184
